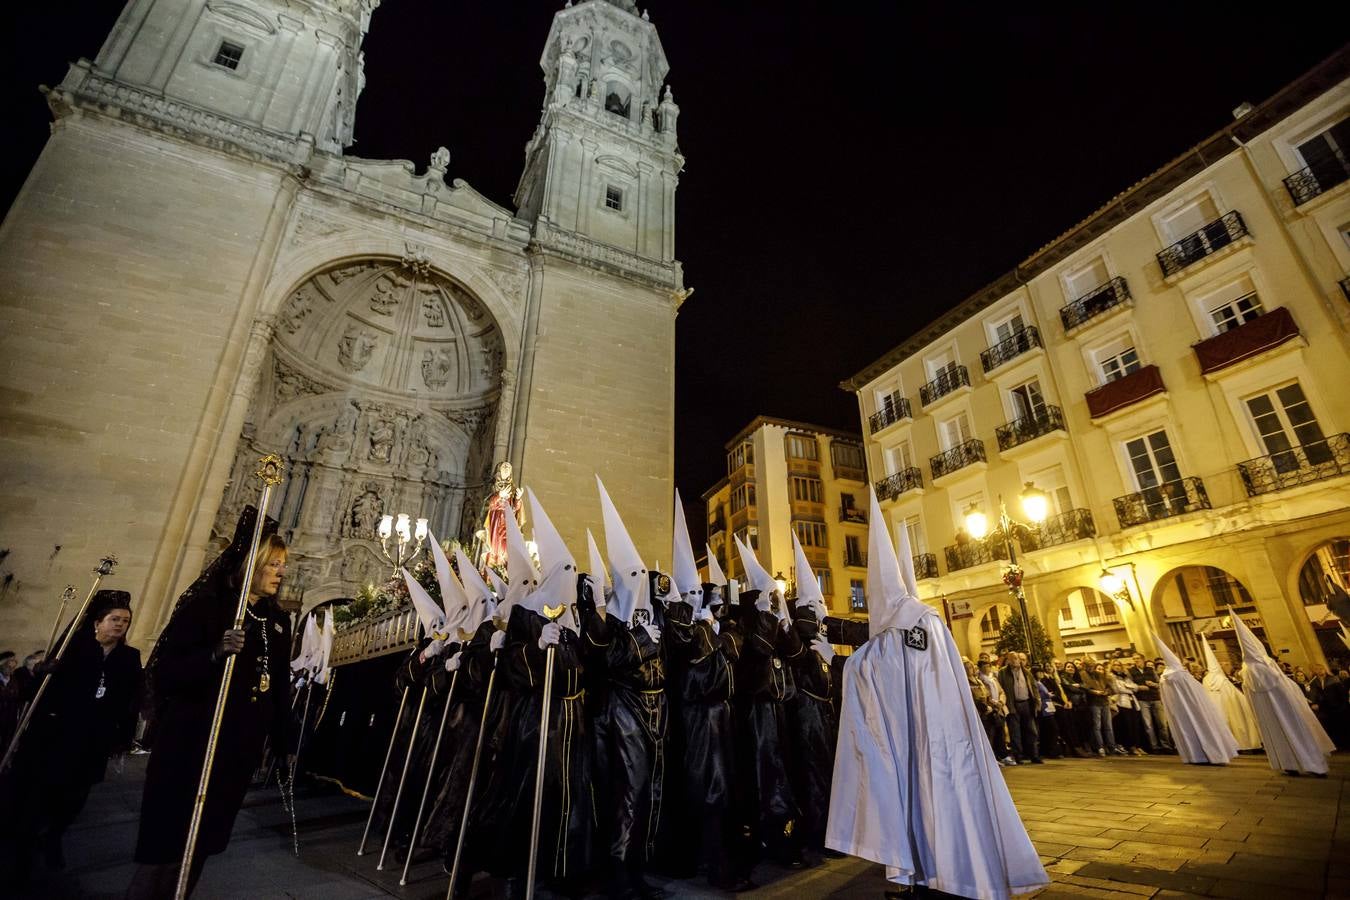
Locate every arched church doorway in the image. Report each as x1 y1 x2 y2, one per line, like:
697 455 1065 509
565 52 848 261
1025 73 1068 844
1296 538 1350 665
971 603 1014 656
1151 565 1260 672
1052 587 1130 660
213 258 504 615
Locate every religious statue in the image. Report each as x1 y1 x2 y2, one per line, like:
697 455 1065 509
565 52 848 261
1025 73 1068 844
367 418 395 463
337 323 377 373
317 402 358 456
349 483 384 537
480 461 523 570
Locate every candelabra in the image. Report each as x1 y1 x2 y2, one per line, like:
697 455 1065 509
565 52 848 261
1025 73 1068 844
376 513 429 575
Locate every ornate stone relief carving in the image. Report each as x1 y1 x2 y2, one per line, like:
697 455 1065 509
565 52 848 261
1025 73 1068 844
402 242 432 277
290 211 347 247
337 323 377 372
482 266 527 304
328 262 376 284
369 276 400 316
281 287 317 333
346 480 385 537
423 295 445 327
422 347 453 389
366 417 396 463
273 359 329 402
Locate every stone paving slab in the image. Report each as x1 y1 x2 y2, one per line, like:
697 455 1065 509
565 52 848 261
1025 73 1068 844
8 753 1344 898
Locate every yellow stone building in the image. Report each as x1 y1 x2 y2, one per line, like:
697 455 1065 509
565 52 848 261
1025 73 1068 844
842 53 1350 668
702 417 870 617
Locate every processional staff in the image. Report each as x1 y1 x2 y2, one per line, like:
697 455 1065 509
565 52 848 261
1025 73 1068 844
0 555 118 774
174 454 284 900
446 642 502 899
524 603 568 899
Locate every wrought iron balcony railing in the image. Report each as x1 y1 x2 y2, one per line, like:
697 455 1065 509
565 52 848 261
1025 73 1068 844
1018 508 1096 551
1113 477 1210 528
868 395 912 433
995 405 1066 451
913 552 939 580
1284 148 1350 206
844 550 868 568
1157 211 1249 277
1237 433 1350 497
919 365 971 406
839 505 867 524
1059 276 1131 332
945 537 1010 572
930 438 987 480
980 326 1042 372
875 467 923 500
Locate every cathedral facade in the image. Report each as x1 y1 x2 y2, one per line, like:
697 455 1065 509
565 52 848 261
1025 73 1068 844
0 0 685 646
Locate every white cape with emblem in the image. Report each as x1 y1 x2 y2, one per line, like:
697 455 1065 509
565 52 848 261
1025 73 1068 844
826 490 1047 900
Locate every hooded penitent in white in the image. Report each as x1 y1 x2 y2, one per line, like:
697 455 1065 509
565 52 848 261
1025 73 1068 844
790 531 827 622
315 609 336 685
292 613 320 673
826 488 1047 899
584 528 610 609
1230 609 1333 774
485 566 508 603
1200 635 1261 750
403 568 448 637
671 490 703 608
527 488 579 634
429 533 470 637
1153 634 1239 765
497 503 540 621
597 476 653 627
453 546 498 634
705 544 727 588
733 533 782 624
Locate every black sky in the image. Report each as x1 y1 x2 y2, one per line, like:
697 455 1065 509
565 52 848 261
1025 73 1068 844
4 3 1348 515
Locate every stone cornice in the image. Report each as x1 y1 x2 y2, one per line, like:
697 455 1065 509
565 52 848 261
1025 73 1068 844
532 217 683 293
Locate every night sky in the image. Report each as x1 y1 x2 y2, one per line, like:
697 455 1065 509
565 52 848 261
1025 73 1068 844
4 3 1348 519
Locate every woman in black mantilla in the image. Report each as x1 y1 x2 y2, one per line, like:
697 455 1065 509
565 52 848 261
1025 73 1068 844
6 590 142 885
126 507 292 900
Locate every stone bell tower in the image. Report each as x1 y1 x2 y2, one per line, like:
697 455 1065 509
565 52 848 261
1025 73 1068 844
507 0 686 560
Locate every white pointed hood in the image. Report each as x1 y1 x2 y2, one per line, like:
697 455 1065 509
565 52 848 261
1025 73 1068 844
315 609 335 685
866 488 927 635
791 531 827 621
1153 632 1190 676
498 503 539 620
527 488 579 633
706 544 727 587
403 567 448 635
485 565 508 602
1201 634 1224 679
429 533 470 636
453 546 497 635
671 490 703 608
292 613 320 673
733 533 778 597
598 476 652 626
1229 607 1273 669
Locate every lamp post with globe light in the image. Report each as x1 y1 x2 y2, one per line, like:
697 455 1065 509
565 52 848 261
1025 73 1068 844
964 482 1050 666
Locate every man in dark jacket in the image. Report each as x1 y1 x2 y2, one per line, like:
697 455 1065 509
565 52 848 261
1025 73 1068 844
996 653 1042 764
1128 654 1172 752
1307 663 1347 748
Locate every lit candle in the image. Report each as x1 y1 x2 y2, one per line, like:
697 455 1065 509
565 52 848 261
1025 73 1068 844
395 513 411 541
415 517 429 541
378 515 393 539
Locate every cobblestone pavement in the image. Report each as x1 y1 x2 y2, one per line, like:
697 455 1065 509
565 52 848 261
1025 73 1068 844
13 753 1346 898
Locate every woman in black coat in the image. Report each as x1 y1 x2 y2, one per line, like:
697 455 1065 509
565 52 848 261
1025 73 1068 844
8 590 142 883
126 508 291 899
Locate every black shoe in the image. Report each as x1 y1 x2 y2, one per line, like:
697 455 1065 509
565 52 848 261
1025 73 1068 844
1030 757 1045 764
821 848 848 859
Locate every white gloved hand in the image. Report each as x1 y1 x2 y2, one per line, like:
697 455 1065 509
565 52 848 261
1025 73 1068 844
641 622 662 644
538 621 562 649
779 611 793 632
710 619 720 635
421 638 446 661
810 637 836 663
490 630 506 652
445 652 462 672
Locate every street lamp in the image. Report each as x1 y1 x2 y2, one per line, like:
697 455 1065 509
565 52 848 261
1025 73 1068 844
963 482 1051 665
1098 567 1133 610
773 571 789 597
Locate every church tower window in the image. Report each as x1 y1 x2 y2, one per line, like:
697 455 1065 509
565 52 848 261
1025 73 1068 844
605 185 625 211
604 83 631 119
212 40 245 71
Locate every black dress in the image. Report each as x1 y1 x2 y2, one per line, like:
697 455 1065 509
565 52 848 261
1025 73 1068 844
785 606 837 851
134 593 291 863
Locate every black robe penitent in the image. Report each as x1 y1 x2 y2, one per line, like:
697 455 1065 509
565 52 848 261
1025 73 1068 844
786 608 837 850
134 592 291 863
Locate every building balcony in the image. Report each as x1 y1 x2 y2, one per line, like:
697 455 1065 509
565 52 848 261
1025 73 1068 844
1284 148 1350 207
1237 433 1350 497
945 536 1009 572
875 466 923 500
1060 276 1131 332
1113 477 1210 528
919 365 971 407
708 510 726 535
844 550 868 568
1019 508 1096 552
980 326 1043 374
834 464 867 483
1085 364 1166 420
913 552 939 580
839 504 867 524
1341 276 1350 303
930 438 987 483
1156 211 1249 278
995 405 1067 454
868 394 912 435
1193 307 1301 376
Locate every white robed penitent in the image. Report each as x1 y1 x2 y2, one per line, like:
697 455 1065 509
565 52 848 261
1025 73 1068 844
826 490 1048 900
1153 634 1238 765
1200 635 1261 750
1230 609 1333 775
